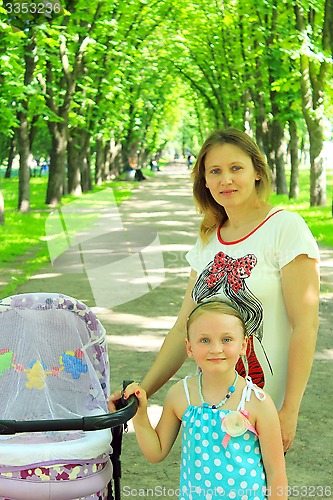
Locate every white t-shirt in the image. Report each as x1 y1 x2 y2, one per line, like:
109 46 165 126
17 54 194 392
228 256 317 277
186 209 319 409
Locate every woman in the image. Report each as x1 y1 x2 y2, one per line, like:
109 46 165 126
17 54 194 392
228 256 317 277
111 128 320 451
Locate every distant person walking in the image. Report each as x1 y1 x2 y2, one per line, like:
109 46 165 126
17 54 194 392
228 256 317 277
187 154 195 169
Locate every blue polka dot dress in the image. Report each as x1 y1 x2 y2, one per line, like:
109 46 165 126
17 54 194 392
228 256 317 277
179 376 267 500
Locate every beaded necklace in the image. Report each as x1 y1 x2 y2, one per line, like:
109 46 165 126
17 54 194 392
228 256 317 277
198 370 238 409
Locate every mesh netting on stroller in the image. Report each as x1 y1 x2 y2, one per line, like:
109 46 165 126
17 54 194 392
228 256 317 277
0 293 137 500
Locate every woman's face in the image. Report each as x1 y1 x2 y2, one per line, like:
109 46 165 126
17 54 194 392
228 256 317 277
204 143 260 211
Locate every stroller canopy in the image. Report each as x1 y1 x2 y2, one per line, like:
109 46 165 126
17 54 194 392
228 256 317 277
0 293 110 421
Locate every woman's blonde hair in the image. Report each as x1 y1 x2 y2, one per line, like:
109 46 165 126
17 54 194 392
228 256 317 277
187 300 247 339
192 128 271 243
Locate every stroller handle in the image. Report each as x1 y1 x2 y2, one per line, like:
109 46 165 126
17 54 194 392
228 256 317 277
0 382 139 435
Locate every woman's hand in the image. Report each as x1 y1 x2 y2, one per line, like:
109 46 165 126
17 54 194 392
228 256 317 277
278 405 298 452
107 389 122 412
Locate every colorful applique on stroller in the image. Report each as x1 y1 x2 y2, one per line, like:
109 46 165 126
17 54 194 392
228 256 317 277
0 293 137 500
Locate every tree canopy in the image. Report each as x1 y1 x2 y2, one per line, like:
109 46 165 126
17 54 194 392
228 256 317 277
0 0 332 211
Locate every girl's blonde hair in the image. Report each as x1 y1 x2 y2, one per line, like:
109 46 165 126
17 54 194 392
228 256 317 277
187 300 247 339
192 128 271 243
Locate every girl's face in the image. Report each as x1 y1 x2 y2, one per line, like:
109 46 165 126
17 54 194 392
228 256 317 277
186 311 247 373
204 143 260 211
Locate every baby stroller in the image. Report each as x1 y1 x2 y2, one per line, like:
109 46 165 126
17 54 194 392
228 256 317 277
0 292 137 500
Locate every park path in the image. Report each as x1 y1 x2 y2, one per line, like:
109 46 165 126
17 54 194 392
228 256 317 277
13 161 333 497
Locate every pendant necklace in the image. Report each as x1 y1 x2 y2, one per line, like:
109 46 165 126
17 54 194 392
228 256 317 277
198 370 238 409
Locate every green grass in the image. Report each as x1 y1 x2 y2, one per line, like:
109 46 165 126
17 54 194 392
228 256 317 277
0 174 136 297
270 166 333 247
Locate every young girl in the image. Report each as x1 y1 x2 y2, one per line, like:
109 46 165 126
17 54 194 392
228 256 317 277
122 300 288 499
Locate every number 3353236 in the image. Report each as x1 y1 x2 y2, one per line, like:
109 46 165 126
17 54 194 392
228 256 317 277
5 3 62 15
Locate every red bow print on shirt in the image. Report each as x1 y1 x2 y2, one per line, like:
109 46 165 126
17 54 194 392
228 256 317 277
206 252 257 293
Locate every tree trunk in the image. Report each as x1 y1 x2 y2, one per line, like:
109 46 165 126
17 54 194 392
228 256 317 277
299 72 327 206
295 4 328 206
253 92 270 172
324 0 333 57
288 119 299 199
95 137 115 183
95 135 104 186
104 142 112 180
264 126 276 192
308 120 326 206
46 121 68 206
79 130 92 192
271 120 287 195
67 131 82 195
109 138 122 177
17 35 37 212
17 110 31 212
5 136 16 178
0 189 4 225
43 33 91 204
140 149 150 168
81 155 92 192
